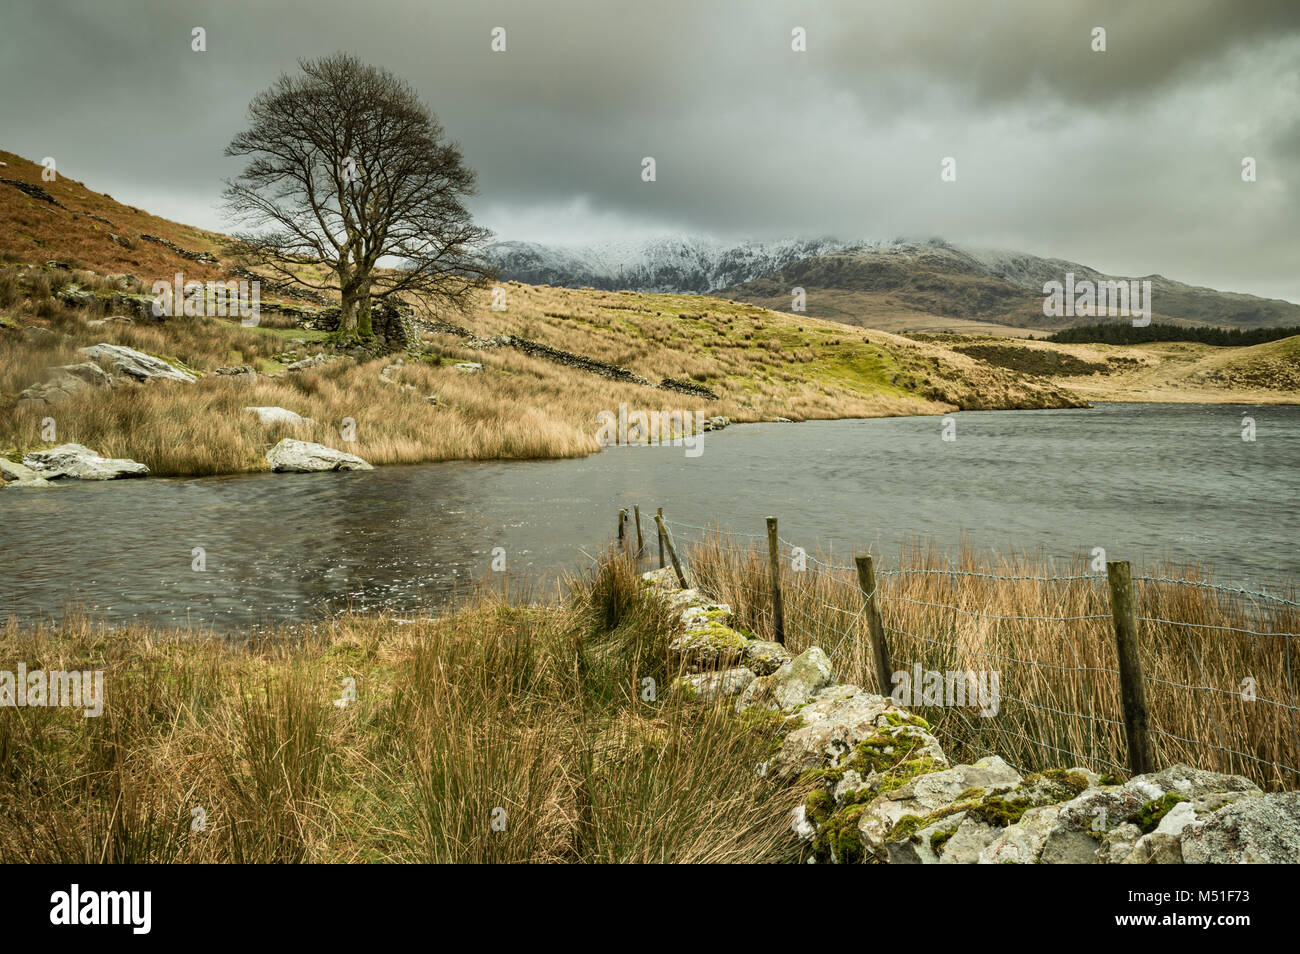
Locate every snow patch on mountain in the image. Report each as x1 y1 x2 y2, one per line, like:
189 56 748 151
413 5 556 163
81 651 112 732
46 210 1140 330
487 236 861 293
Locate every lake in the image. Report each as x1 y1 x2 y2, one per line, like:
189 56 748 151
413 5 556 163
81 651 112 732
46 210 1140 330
1 402 1296 631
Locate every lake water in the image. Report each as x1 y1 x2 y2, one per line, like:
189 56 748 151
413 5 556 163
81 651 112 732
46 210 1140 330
1 402 1296 631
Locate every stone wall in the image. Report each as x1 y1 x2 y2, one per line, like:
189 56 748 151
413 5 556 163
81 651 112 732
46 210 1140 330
643 567 1300 864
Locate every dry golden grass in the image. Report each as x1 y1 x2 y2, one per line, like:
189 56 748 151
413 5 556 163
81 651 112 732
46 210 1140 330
0 554 801 863
1 264 1083 476
687 534 1300 791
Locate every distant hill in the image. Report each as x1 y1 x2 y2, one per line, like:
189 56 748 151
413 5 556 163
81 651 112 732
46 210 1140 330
489 235 1300 333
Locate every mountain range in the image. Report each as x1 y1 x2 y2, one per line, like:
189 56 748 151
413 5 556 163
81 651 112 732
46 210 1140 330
488 238 1300 332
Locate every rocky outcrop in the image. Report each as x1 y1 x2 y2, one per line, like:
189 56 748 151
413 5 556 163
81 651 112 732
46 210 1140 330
265 439 372 473
80 344 196 383
17 362 113 407
0 458 52 487
138 233 217 264
22 443 148 480
643 570 1300 865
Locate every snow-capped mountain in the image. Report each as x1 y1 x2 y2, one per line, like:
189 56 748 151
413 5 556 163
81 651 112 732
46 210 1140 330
486 236 857 294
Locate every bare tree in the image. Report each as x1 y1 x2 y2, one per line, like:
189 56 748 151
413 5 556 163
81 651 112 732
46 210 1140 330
223 53 494 339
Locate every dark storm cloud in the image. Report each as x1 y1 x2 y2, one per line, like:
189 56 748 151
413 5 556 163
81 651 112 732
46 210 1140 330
1 0 1297 300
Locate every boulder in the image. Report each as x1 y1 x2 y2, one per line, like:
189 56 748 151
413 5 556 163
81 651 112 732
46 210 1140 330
1038 764 1260 865
863 756 1022 859
736 646 834 713
770 686 895 778
670 620 749 672
454 362 483 374
0 458 52 487
245 406 314 426
80 343 196 383
214 365 257 377
672 667 757 702
22 443 148 480
742 639 791 676
1181 791 1300 864
17 362 113 406
266 438 373 473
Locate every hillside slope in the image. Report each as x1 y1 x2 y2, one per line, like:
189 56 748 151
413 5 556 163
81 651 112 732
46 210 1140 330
724 242 1300 333
911 333 1300 405
1 152 1088 478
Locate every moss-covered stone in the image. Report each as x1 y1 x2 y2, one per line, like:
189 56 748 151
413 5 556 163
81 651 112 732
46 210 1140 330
1130 793 1188 834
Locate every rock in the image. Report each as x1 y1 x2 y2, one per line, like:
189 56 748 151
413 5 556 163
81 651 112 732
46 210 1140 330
640 567 678 590
56 283 96 307
21 326 57 342
17 362 113 406
681 603 732 628
426 394 439 405
0 458 52 487
978 804 1065 864
1181 791 1300 864
285 355 332 372
741 639 791 676
736 646 834 713
670 622 749 672
245 406 313 426
770 687 895 778
702 416 731 431
454 362 483 373
80 343 196 383
265 438 373 473
864 756 1022 859
672 667 757 702
214 365 257 377
1039 764 1260 865
85 315 134 327
22 443 148 480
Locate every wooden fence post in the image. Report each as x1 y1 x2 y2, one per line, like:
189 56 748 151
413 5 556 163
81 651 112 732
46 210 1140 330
854 555 894 697
634 505 644 554
656 507 665 569
654 512 690 588
1106 560 1157 776
767 516 786 645
617 508 627 549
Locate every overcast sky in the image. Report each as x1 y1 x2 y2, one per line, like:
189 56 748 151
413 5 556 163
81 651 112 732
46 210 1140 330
3 0 1298 300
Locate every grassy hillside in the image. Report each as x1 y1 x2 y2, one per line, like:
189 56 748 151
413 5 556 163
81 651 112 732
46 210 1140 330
912 333 1300 404
0 152 1090 477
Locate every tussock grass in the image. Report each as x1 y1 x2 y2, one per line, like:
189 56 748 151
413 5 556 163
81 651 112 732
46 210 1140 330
1 261 1082 475
688 534 1300 791
0 553 800 863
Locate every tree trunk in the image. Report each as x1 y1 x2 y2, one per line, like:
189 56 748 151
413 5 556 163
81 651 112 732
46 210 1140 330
356 276 373 338
339 291 358 336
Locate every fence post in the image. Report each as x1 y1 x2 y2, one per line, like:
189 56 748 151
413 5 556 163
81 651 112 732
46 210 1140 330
634 505 644 554
656 507 665 569
1106 560 1157 776
617 508 627 549
767 516 786 645
654 512 690 588
854 555 894 698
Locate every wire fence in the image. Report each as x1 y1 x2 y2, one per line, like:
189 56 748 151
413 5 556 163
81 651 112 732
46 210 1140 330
637 513 1300 790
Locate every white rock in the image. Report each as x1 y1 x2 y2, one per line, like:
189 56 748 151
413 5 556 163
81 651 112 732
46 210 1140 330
22 443 148 480
244 406 314 426
265 438 373 473
80 343 196 383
